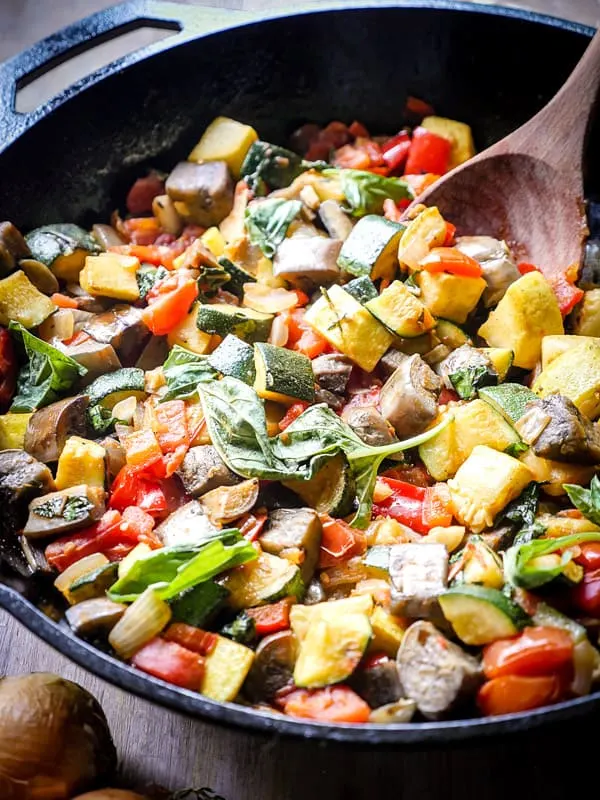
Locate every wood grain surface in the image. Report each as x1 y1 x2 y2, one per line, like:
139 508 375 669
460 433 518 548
0 1 599 797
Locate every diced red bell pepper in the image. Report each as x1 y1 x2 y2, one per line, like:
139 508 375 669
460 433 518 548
109 465 168 517
283 686 370 723
439 387 460 405
126 171 165 215
405 127 451 176
141 271 199 336
285 309 328 358
548 264 584 316
381 131 411 173
422 483 454 528
132 637 206 690
0 327 16 411
164 623 218 656
348 120 370 139
122 428 164 473
419 247 483 278
443 221 457 246
50 293 78 309
380 463 433 487
246 598 293 636
333 144 372 171
278 401 310 431
120 217 161 246
238 511 268 541
404 96 435 124
372 477 428 534
153 400 190 476
517 262 540 275
318 515 367 569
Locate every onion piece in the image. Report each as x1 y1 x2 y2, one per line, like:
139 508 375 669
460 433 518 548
243 282 299 314
108 588 172 659
200 478 260 525
111 395 138 424
268 313 289 347
571 638 599 696
54 553 109 595
92 223 126 249
515 407 552 444
38 308 75 343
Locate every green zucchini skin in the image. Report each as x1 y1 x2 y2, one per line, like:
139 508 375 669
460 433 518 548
344 275 378 305
219 256 256 299
25 223 100 267
209 334 256 384
254 342 315 403
86 367 146 407
196 304 273 343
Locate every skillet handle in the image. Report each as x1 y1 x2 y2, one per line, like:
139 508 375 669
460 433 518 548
0 0 253 153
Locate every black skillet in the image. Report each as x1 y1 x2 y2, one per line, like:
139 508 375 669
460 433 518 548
0 0 598 746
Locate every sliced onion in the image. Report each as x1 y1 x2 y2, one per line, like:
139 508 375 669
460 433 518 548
112 395 138 424
243 283 299 314
515 407 552 444
54 553 109 596
108 588 171 659
92 223 126 249
268 313 290 347
38 309 75 343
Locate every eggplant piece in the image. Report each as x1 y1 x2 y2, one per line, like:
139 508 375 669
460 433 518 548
24 395 89 464
59 340 121 386
342 405 396 447
19 258 60 294
0 221 30 275
312 353 353 394
154 500 220 547
455 235 519 307
379 348 409 380
273 236 342 286
520 394 600 464
176 445 242 497
388 542 449 620
244 629 298 703
24 484 106 539
66 597 127 637
199 478 260 525
436 344 497 395
99 437 126 483
350 657 403 709
0 450 54 574
166 161 234 226
397 621 482 719
83 304 150 365
379 354 442 439
259 507 322 584
368 698 417 723
135 335 169 371
315 388 344 411
318 200 354 241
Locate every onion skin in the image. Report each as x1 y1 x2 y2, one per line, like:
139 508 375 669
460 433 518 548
0 673 116 799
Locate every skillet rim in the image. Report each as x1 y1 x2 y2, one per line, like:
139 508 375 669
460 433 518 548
0 0 597 744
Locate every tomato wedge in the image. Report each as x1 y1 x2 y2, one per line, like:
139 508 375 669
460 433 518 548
283 686 371 723
132 637 206 690
483 627 574 679
141 271 199 335
477 674 561 716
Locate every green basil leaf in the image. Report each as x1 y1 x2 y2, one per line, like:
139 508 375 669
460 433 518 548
349 452 387 529
136 264 168 300
245 198 302 258
220 611 257 644
162 345 219 402
323 168 413 217
505 441 529 458
564 475 600 526
449 364 497 400
9 322 87 412
500 482 539 528
240 141 319 196
505 532 600 589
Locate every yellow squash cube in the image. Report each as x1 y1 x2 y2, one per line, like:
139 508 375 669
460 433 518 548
417 271 486 324
55 436 106 490
0 270 56 328
421 116 476 168
0 413 32 449
533 340 600 419
201 635 254 702
200 226 226 257
80 253 140 302
189 116 258 178
449 445 533 533
167 301 214 355
304 284 392 371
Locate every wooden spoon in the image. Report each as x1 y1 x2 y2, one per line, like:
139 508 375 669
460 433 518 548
412 29 600 275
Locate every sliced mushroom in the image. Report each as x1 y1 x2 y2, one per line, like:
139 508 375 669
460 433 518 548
177 445 242 498
166 161 234 227
273 236 342 287
259 508 322 584
379 348 409 380
83 305 150 365
24 484 106 539
397 621 482 719
312 353 353 395
58 340 122 386
154 500 220 547
244 630 298 703
0 221 30 274
521 394 600 464
318 200 354 241
314 388 344 411
342 405 396 447
199 478 259 525
24 395 89 463
66 597 127 637
379 354 442 439
455 235 520 307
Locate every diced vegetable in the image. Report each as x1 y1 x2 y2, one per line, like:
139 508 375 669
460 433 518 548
404 127 452 175
478 383 537 425
80 254 140 302
397 207 447 270
365 280 435 338
167 302 213 355
283 685 371 723
416 270 486 324
87 368 146 410
344 275 378 304
283 453 355 517
337 215 404 281
197 303 273 343
25 223 100 281
108 587 172 659
532 340 600 419
208 334 256 384
55 436 106 490
420 116 475 168
0 412 31 449
199 478 259 525
131 637 205 689
200 634 254 701
253 342 315 405
189 116 258 178
221 550 303 610
439 584 529 645
0 271 55 328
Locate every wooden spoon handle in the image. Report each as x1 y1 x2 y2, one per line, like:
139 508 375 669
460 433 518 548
493 28 600 173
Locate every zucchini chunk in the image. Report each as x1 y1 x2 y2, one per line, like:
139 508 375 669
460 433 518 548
196 303 273 343
167 302 213 355
282 453 355 516
541 334 600 370
253 342 315 405
201 635 255 702
209 334 256 384
573 289 600 337
435 319 471 350
366 280 435 338
344 275 378 304
259 507 323 584
80 253 140 302
478 383 537 425
188 116 258 178
417 270 486 324
220 551 303 610
169 581 230 628
219 257 256 299
439 584 528 645
25 223 100 282
0 270 55 328
338 214 404 280
86 367 146 410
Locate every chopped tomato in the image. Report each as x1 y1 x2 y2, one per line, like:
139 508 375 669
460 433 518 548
483 627 574 679
293 290 310 307
50 292 78 309
119 506 156 542
333 144 371 171
381 131 411 173
405 127 451 176
62 330 91 347
443 221 457 246
404 96 435 124
477 674 561 717
318 515 367 568
549 264 584 316
575 542 600 571
120 216 161 246
305 121 352 160
294 328 328 359
283 686 371 723
422 483 454 528
403 173 441 195
439 387 460 405
164 623 218 656
132 638 205 690
141 271 199 335
153 400 190 476
238 511 268 541
419 247 483 277
571 567 600 617
122 428 164 472
517 261 539 275
372 477 429 532
109 465 168 517
279 402 310 431
110 243 181 270
0 327 16 410
348 120 370 139
246 599 293 636
126 171 165 215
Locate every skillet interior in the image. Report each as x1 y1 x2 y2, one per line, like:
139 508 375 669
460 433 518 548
0 0 598 744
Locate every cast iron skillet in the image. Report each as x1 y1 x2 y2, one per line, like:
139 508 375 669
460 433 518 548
0 0 598 745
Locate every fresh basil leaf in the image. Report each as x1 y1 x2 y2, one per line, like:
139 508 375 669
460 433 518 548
272 404 365 463
500 482 539 528
505 532 600 589
108 532 254 603
449 364 497 400
512 520 547 547
87 404 122 434
33 497 65 519
323 168 413 217
564 475 600 526
136 264 168 300
505 441 529 458
162 345 219 402
62 496 94 522
197 263 231 301
349 452 387 529
220 611 257 644
245 198 302 258
9 322 87 412
241 141 312 196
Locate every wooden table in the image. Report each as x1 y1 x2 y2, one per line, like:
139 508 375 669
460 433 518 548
1 1 599 797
